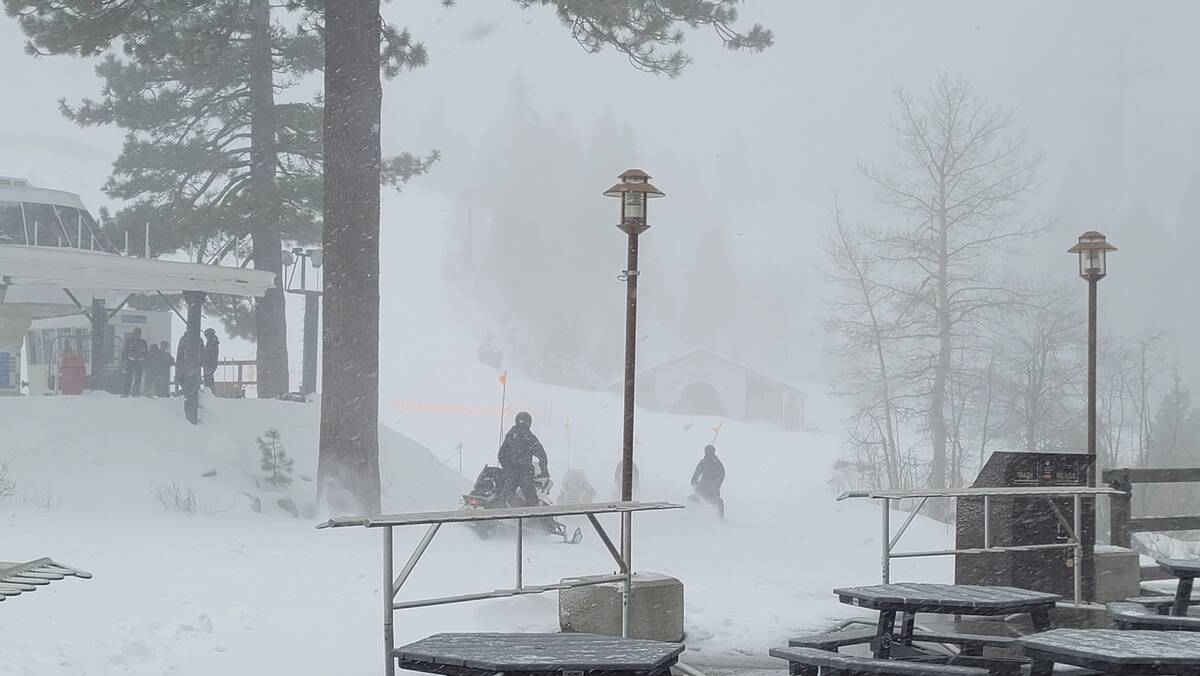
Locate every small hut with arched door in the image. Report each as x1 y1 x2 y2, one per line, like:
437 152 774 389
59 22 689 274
615 348 806 430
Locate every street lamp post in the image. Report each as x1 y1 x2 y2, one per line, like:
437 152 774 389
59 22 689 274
1068 231 1117 487
604 169 664 636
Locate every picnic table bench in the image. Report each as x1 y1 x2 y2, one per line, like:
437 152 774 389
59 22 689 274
771 646 989 676
394 632 684 676
1108 602 1200 632
1157 559 1200 616
788 625 880 651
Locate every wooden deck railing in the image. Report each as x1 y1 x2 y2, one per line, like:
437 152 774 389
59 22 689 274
1104 467 1200 548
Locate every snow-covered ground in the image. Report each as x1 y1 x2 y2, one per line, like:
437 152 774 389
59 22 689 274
0 390 952 675
0 188 953 674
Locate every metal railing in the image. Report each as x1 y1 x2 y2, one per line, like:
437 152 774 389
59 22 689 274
317 500 684 676
839 486 1125 606
1105 467 1200 549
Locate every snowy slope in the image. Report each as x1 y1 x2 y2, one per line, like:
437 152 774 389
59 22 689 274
0 394 468 518
0 186 955 674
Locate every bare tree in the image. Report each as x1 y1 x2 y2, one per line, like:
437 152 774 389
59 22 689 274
991 287 1085 453
1132 331 1167 467
824 202 909 489
862 73 1043 488
1098 336 1133 470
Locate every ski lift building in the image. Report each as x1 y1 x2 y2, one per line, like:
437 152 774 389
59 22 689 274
619 348 806 430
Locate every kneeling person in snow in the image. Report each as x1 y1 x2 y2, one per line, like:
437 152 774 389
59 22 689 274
690 444 726 520
497 411 549 507
558 468 595 505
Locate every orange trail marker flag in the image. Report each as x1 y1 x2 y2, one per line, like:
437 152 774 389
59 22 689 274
711 423 722 444
497 371 509 449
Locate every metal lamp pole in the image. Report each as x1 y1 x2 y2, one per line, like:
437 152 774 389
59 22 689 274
1068 231 1116 487
604 169 664 636
1069 230 1115 603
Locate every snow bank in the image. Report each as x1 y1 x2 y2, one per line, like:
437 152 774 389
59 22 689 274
0 394 467 518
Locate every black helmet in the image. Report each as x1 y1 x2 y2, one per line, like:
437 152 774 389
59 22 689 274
204 328 217 337
515 411 532 428
704 444 716 455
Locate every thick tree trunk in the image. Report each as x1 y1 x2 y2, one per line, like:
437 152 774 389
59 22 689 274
249 0 289 399
317 0 382 515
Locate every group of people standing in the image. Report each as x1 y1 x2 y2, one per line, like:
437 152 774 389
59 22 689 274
120 327 220 398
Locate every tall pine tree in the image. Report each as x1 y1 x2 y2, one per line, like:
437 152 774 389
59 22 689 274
4 0 436 397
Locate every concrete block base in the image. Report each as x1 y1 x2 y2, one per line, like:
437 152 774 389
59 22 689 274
1094 545 1141 603
558 573 684 643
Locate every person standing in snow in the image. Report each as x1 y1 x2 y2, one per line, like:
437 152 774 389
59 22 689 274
145 341 174 398
690 444 726 520
201 328 220 393
497 411 549 507
121 327 148 397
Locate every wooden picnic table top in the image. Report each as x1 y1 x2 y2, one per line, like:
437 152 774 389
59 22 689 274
834 583 1061 615
1159 559 1200 577
316 501 683 529
393 633 684 675
1018 628 1200 667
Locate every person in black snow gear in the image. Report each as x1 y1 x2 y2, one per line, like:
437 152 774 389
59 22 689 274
121 327 149 397
690 444 726 520
497 411 548 507
201 328 220 392
145 342 173 398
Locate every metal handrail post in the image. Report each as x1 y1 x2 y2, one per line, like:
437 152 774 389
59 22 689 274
384 525 396 676
882 498 891 583
516 518 524 590
983 496 991 549
1080 492 1089 607
622 510 632 638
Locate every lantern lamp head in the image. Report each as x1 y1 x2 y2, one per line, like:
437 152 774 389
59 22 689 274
604 169 665 235
1068 231 1117 280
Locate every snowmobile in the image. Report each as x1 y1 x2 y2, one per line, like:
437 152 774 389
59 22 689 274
462 465 583 544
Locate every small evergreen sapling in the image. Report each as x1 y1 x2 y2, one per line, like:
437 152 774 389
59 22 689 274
258 429 294 488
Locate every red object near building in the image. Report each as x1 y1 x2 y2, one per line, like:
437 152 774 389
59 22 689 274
59 354 87 395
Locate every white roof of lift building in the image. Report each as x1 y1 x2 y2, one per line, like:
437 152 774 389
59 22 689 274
0 244 276 297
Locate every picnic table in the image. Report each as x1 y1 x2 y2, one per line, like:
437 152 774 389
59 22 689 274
834 583 1060 659
1018 628 1200 675
1159 559 1200 616
394 632 684 676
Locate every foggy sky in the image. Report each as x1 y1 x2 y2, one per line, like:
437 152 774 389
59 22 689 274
3 0 1200 381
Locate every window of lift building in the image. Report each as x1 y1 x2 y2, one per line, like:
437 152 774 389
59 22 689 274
21 202 62 246
0 201 23 243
